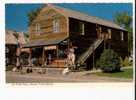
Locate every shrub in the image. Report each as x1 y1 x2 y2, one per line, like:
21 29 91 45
120 56 132 67
97 49 120 72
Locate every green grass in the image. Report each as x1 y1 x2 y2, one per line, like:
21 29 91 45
6 65 14 71
95 68 133 79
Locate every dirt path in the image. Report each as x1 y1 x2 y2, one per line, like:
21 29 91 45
6 71 132 83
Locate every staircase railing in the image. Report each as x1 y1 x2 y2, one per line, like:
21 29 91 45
76 38 104 65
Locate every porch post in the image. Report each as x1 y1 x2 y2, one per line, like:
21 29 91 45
92 44 95 69
28 48 32 67
56 45 59 59
56 45 59 67
42 47 45 66
16 47 21 69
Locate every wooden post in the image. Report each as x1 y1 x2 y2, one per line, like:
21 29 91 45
56 45 59 67
104 34 107 50
92 45 95 69
67 38 70 50
16 47 21 69
104 39 105 50
56 45 59 59
28 48 32 67
99 27 102 39
42 47 45 66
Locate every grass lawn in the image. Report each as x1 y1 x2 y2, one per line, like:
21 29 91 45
94 68 133 79
6 65 14 71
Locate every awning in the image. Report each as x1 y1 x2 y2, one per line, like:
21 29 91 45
23 38 67 48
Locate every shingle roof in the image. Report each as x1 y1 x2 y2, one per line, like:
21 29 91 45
5 30 18 45
23 37 67 48
6 30 28 45
53 5 126 31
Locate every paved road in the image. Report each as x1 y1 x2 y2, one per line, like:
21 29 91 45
6 71 132 83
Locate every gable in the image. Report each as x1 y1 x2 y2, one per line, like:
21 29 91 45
32 6 67 24
29 6 68 41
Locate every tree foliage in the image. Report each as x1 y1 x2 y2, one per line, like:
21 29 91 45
97 49 120 72
27 8 42 26
114 11 133 53
13 32 19 39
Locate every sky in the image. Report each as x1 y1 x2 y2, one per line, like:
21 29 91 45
5 3 133 32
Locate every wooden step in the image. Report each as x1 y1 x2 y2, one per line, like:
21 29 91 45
51 59 66 67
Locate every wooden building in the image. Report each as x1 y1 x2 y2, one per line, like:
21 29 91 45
6 30 29 66
6 30 18 65
24 4 128 70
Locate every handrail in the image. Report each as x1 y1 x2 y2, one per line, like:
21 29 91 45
76 38 103 65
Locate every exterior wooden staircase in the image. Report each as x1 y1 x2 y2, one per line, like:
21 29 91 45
76 38 104 65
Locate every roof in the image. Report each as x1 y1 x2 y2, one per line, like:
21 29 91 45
6 30 28 45
6 30 18 45
23 37 67 48
18 32 27 44
52 5 126 31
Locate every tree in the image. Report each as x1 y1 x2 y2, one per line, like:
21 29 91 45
24 32 29 42
24 32 29 38
114 11 133 54
27 7 42 26
96 49 120 72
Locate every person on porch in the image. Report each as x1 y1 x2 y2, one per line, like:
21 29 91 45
67 43 77 70
48 54 52 64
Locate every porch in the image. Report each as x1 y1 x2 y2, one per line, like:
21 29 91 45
22 38 70 68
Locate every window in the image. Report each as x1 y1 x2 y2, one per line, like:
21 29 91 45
121 31 124 41
35 23 41 34
81 23 85 35
53 19 60 33
6 47 9 53
108 29 111 39
79 22 85 35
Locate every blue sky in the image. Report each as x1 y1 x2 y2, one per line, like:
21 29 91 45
5 3 132 32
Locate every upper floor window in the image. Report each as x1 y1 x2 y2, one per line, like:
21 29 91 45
79 22 85 35
35 23 41 34
120 31 124 41
108 29 111 39
53 19 60 33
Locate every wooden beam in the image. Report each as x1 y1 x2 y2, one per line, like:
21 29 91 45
56 45 59 59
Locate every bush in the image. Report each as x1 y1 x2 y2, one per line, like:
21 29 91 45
97 49 120 72
120 56 132 67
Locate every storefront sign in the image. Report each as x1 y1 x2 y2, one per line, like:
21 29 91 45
44 45 57 50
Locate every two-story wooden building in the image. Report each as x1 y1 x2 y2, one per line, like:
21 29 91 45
24 4 128 70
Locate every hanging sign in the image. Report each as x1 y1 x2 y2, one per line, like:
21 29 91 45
44 45 57 50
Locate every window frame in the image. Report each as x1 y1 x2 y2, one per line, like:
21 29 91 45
35 23 41 34
79 22 85 35
108 29 112 39
121 31 124 41
53 18 60 33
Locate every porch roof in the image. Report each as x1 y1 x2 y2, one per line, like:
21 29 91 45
23 38 67 48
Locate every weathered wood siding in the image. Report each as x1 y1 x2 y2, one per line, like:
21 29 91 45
29 8 68 41
99 25 128 58
108 29 128 58
69 18 97 37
